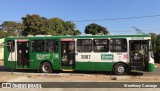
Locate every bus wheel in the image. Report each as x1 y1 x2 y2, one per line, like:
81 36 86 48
113 63 127 75
40 62 52 73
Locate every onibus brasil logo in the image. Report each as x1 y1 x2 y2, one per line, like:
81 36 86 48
2 82 42 88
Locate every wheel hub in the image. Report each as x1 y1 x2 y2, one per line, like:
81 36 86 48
118 66 124 73
43 65 49 72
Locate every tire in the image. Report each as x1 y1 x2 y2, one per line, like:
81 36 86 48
40 62 52 73
113 63 127 75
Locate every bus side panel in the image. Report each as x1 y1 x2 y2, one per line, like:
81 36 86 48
75 62 114 71
4 61 17 69
29 60 61 70
148 63 155 72
29 61 61 70
148 57 155 72
29 61 41 69
4 46 12 68
29 52 60 70
4 39 17 69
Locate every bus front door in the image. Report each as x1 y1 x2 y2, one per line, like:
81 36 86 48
129 40 149 71
17 40 29 68
61 39 75 71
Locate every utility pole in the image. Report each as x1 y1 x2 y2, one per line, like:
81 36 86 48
132 27 144 34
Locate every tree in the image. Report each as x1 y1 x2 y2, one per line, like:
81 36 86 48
150 33 157 53
0 21 22 36
22 14 47 35
74 30 81 35
0 29 6 38
22 14 79 36
150 33 160 63
50 18 66 35
84 23 109 35
64 21 76 35
155 34 160 62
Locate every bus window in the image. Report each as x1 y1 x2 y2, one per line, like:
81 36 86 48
31 40 44 52
77 39 92 52
110 38 127 52
6 40 15 52
45 40 58 52
93 39 109 52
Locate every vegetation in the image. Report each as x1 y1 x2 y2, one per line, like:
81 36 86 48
0 14 110 37
150 33 160 63
21 14 81 36
0 21 22 38
84 23 109 35
0 14 81 37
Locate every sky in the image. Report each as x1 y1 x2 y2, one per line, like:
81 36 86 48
0 0 160 35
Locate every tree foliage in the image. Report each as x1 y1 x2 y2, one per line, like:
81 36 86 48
0 28 6 38
1 21 22 32
0 21 22 37
0 14 82 37
74 30 81 35
21 14 81 36
22 14 47 35
85 23 109 35
150 33 160 63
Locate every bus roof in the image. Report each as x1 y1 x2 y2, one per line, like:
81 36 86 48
5 34 151 40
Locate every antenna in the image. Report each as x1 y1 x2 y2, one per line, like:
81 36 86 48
132 27 145 34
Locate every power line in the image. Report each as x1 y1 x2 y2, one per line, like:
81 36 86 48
0 14 160 23
70 14 160 22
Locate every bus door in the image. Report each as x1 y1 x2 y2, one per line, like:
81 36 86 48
16 40 29 68
129 40 149 71
61 38 75 70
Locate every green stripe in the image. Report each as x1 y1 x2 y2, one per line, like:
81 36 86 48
75 62 114 71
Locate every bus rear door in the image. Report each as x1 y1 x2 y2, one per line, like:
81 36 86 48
61 38 75 71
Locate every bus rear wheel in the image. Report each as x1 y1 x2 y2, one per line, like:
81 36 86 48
40 62 52 73
113 63 127 75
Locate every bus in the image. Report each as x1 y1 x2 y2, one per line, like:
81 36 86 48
4 34 155 75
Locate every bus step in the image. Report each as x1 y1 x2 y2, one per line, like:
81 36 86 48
62 69 73 71
131 66 144 71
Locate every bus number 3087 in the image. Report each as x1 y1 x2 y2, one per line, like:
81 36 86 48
81 55 91 59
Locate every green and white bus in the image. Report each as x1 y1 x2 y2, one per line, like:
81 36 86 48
4 34 155 75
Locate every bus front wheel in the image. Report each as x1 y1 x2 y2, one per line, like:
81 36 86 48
113 63 127 75
40 62 52 73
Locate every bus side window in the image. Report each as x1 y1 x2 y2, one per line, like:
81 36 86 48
45 40 58 52
31 40 45 52
93 39 109 52
6 40 15 52
77 39 92 52
110 38 127 52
